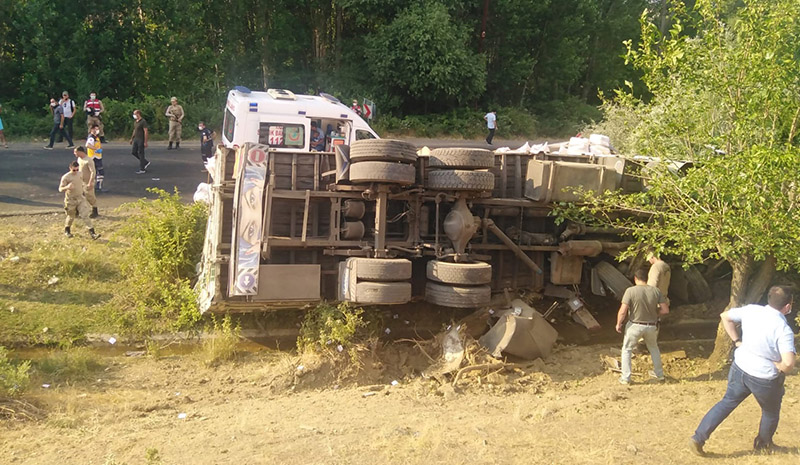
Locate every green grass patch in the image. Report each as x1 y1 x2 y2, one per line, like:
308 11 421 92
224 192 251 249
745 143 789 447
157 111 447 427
32 346 105 385
0 189 208 346
199 314 241 367
0 346 31 396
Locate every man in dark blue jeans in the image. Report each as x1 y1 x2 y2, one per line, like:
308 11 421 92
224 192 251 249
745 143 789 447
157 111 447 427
690 285 795 455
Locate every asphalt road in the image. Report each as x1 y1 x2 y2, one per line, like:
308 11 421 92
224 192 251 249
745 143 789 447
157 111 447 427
0 137 533 216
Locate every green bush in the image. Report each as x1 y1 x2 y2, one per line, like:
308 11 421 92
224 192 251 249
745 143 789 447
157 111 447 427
298 302 369 359
532 96 603 137
111 188 208 335
0 346 31 397
200 314 241 367
373 107 538 140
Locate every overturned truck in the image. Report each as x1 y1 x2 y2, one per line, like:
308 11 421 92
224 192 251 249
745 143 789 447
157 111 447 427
196 139 643 316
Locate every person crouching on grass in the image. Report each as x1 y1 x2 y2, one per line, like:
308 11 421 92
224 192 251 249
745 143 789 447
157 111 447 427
58 161 100 240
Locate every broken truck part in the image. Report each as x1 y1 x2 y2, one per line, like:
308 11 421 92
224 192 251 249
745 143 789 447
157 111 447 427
196 135 643 314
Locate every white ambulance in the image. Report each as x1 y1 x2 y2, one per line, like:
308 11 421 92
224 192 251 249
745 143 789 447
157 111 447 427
221 87 378 151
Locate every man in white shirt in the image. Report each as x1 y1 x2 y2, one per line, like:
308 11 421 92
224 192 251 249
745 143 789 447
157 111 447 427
59 91 76 143
689 285 796 455
484 110 497 145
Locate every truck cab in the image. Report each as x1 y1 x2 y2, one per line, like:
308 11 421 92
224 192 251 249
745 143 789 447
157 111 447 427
221 87 378 151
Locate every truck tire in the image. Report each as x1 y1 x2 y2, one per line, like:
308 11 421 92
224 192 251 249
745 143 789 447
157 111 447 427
350 139 418 163
352 258 412 281
355 281 412 305
426 170 494 191
425 282 491 308
593 261 633 300
427 260 492 285
350 161 416 185
428 148 495 169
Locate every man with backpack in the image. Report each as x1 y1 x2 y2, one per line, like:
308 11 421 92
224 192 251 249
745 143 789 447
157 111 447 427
59 91 76 142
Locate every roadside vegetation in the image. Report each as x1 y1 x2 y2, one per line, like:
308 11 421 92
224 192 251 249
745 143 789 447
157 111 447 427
0 189 207 349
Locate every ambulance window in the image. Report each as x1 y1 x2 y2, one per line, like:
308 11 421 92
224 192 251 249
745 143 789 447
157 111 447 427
258 123 305 148
356 130 376 141
224 109 236 141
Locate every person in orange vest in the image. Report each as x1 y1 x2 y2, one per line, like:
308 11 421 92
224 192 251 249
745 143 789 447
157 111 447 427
83 92 106 142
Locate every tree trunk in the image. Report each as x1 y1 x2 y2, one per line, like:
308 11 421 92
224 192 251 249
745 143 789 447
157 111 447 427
744 256 776 305
706 254 752 369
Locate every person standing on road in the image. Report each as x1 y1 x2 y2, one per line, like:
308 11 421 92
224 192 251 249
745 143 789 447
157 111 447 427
197 121 214 164
86 125 105 193
484 110 497 145
616 267 669 384
74 146 98 218
165 97 184 150
59 91 76 142
44 98 74 149
58 161 100 240
0 103 8 148
130 110 150 174
83 92 106 142
689 286 795 456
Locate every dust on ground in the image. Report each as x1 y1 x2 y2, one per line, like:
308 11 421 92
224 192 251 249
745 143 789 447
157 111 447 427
2 340 798 465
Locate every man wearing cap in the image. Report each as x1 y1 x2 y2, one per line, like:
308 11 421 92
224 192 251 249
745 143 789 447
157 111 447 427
165 97 184 150
83 92 106 142
690 286 795 456
58 160 100 240
59 91 76 142
615 267 670 384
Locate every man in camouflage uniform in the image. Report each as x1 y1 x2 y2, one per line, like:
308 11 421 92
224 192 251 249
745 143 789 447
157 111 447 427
74 146 99 218
59 161 100 240
165 96 184 150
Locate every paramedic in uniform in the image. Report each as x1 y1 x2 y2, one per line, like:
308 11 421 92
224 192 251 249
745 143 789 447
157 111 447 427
74 146 98 218
165 97 184 150
59 161 100 240
83 92 105 141
86 125 105 192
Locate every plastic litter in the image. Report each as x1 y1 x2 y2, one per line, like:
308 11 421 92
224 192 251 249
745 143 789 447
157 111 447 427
336 345 344 353
390 380 399 386
8 256 20 263
108 337 117 345
384 328 391 335
193 183 212 204
47 276 59 285
178 413 187 419
41 384 51 388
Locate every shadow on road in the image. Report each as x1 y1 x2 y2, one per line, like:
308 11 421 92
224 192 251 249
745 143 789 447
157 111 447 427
0 195 61 209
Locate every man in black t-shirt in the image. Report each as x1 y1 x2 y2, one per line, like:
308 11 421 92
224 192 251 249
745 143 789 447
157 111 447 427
129 110 150 174
198 121 214 164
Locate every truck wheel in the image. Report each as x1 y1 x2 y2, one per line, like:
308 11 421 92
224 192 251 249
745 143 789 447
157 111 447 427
593 261 633 301
427 260 492 285
355 281 412 305
428 148 495 169
350 161 416 185
426 170 494 191
352 258 412 281
425 282 491 308
350 139 418 163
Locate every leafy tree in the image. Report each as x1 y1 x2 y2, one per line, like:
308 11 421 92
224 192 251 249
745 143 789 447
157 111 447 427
365 2 486 113
571 0 800 365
